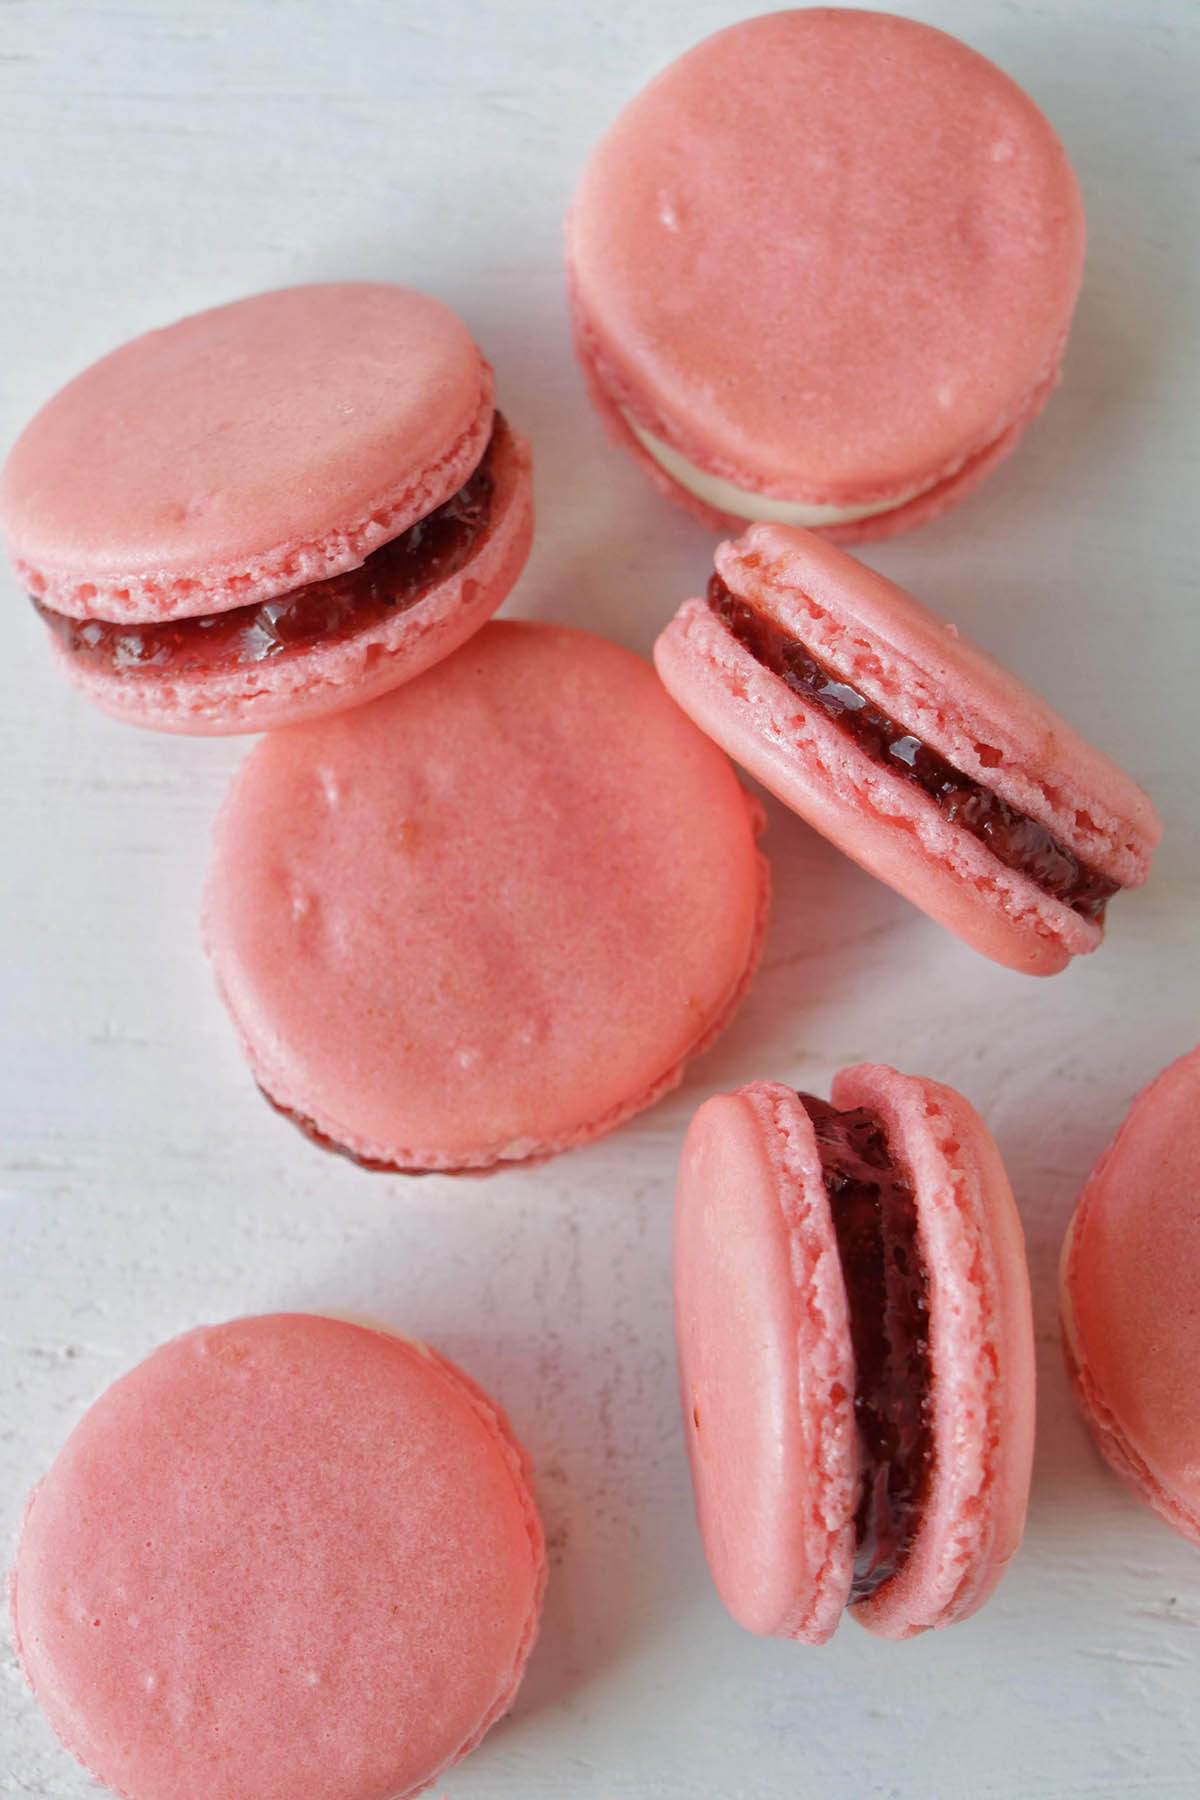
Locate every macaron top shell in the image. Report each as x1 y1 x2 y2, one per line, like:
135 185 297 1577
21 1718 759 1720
569 9 1084 503
205 621 768 1171
1062 1046 1200 1543
675 1068 1035 1641
10 1314 545 1800
674 1081 857 1642
717 525 1160 889
1 283 492 620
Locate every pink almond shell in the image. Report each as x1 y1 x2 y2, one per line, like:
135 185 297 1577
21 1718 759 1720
567 9 1084 528
674 1082 857 1644
674 1069 1034 1642
839 1065 1035 1638
654 524 1160 975
1060 1045 1200 1545
1 282 493 622
9 1314 546 1800
43 420 534 736
204 621 770 1172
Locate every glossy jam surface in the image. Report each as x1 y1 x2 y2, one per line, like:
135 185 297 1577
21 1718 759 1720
36 419 505 676
797 1092 932 1603
708 576 1120 921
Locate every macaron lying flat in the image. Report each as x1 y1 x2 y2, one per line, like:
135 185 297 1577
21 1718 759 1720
205 620 769 1172
10 1314 546 1800
654 524 1160 974
568 10 1085 540
1 283 532 733
675 1068 1035 1641
1060 1045 1200 1546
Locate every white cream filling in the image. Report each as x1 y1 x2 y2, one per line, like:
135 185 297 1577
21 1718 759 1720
313 1310 425 1349
623 412 934 527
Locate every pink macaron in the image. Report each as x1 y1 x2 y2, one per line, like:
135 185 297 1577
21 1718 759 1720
1060 1045 1200 1546
567 9 1085 541
1 283 532 733
675 1067 1035 1641
204 619 769 1173
10 1313 546 1800
654 524 1160 974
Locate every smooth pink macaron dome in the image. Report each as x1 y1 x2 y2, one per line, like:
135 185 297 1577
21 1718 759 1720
675 1068 1035 1641
205 621 769 1172
10 1314 546 1800
568 9 1085 535
2 282 492 621
1061 1046 1200 1545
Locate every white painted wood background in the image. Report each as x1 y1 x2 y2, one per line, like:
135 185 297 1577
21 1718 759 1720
2 2 1198 1795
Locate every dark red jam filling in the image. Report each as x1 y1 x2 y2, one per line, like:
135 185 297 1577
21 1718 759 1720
708 575 1120 921
34 418 506 677
797 1092 932 1604
259 1088 496 1179
259 1089 427 1174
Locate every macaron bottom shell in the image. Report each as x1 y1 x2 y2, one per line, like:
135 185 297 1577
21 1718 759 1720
838 1066 1035 1638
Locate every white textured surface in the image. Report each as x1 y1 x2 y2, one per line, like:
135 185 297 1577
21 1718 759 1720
1 2 1198 1795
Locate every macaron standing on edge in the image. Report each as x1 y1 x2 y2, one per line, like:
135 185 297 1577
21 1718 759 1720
654 524 1161 974
204 619 770 1174
1 282 533 733
10 1313 546 1800
567 9 1086 540
1060 1045 1200 1546
674 1067 1036 1642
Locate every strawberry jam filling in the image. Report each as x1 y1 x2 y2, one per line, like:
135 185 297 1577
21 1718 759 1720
797 1092 932 1603
708 575 1120 921
34 418 506 677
